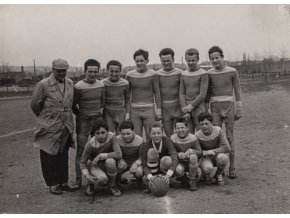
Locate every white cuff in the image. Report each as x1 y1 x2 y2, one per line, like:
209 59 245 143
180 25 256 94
166 170 174 177
147 174 153 180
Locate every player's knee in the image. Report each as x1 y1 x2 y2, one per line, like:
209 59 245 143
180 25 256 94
105 158 117 171
160 156 172 172
147 148 159 163
175 164 185 177
201 164 213 176
135 166 143 178
189 154 198 165
98 176 108 185
216 153 228 167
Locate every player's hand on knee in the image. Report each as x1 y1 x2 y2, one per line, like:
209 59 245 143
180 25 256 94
118 159 127 170
86 174 98 185
92 156 100 167
161 175 170 184
203 150 215 157
178 152 187 160
99 153 108 160
129 162 138 173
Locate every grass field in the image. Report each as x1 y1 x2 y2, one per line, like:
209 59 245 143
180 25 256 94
0 79 290 213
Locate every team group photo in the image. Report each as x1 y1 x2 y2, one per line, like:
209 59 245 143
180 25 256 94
1 4 290 214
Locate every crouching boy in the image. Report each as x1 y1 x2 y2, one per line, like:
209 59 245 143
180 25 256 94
116 121 144 187
170 117 202 191
195 112 231 185
142 123 178 193
80 119 122 197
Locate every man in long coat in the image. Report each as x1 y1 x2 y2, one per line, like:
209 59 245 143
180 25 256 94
31 58 78 195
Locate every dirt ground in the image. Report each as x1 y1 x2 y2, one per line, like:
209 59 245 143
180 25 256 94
0 80 290 214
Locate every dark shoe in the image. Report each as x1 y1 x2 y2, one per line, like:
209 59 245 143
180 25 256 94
85 185 95 196
189 180 198 191
61 183 79 192
203 174 212 185
229 168 237 179
109 186 122 197
215 174 225 185
180 179 189 188
50 185 63 195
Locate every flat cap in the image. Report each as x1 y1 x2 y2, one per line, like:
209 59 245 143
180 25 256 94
52 58 69 70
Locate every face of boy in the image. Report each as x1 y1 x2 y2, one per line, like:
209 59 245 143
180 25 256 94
120 128 135 143
86 66 99 83
209 52 224 70
95 127 108 143
150 127 163 143
175 122 189 139
134 55 148 72
109 65 121 82
160 54 174 71
185 55 199 71
200 119 213 135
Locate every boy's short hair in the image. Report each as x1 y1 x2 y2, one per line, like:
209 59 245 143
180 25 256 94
84 59 100 72
150 122 163 132
159 48 175 58
174 117 188 128
93 118 109 132
120 120 134 131
197 112 213 123
106 60 122 71
185 48 199 59
133 49 149 60
208 46 224 58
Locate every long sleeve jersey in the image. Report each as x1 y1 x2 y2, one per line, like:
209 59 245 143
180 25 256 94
101 77 130 112
80 132 122 171
156 68 182 106
116 134 143 166
125 69 161 109
205 66 242 103
142 136 178 176
179 68 208 109
170 133 202 158
73 79 105 118
195 126 231 155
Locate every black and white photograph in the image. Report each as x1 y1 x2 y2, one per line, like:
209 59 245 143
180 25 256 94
0 2 290 214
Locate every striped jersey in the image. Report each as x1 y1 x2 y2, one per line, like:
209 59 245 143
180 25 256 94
179 68 208 109
125 69 161 109
206 66 242 103
101 77 130 111
195 126 231 154
170 133 202 157
156 68 182 105
116 134 143 166
73 79 105 117
80 132 122 171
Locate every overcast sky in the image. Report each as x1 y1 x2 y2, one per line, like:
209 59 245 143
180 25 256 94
1 4 290 67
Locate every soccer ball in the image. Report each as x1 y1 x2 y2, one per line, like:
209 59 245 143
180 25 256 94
150 175 169 197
